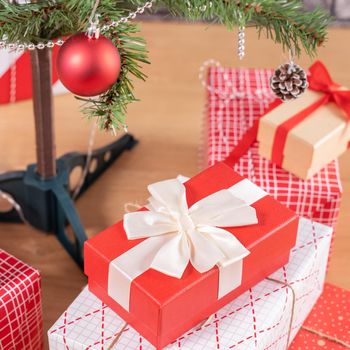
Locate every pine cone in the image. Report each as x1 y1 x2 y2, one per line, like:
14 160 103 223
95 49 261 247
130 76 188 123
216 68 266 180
270 63 308 101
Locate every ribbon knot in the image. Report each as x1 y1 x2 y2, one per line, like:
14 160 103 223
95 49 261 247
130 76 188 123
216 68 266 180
123 178 258 279
176 212 195 233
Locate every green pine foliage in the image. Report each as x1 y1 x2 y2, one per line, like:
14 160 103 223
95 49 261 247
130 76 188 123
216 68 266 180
0 0 331 131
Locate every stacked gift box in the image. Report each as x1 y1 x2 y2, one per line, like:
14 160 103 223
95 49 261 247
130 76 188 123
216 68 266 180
46 61 349 350
203 63 342 230
49 218 332 349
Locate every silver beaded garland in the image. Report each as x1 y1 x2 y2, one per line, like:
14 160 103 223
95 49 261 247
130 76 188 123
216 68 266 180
238 26 245 60
0 0 154 52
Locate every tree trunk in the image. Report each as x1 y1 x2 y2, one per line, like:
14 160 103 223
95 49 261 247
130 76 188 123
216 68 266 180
30 48 56 178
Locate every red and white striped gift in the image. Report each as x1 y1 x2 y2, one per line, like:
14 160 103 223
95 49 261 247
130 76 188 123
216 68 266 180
0 47 67 104
0 249 43 350
203 66 342 235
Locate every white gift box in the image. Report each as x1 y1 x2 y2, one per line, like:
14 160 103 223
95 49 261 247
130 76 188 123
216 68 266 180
48 218 332 350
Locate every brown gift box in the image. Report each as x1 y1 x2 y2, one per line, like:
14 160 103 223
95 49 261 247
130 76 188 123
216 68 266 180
257 88 350 179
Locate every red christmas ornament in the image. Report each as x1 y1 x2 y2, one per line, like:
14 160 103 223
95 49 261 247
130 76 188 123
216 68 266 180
56 33 121 97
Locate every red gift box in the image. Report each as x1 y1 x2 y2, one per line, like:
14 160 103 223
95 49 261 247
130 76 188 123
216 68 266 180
204 66 342 257
290 283 350 349
85 161 298 349
0 46 67 104
0 249 43 350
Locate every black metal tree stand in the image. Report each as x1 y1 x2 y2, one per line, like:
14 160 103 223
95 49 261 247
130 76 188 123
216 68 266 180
0 47 137 268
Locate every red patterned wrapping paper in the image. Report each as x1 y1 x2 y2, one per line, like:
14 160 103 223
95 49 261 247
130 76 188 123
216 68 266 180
203 66 342 250
0 47 67 104
290 283 350 349
0 249 43 350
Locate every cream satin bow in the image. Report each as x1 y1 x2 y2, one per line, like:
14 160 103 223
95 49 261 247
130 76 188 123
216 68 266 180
123 178 258 279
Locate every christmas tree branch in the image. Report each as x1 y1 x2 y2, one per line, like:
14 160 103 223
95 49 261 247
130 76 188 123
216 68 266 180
76 24 149 131
0 0 150 131
0 0 331 131
159 0 331 56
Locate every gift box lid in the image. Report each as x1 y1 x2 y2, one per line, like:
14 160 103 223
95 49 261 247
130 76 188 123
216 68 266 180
85 161 298 348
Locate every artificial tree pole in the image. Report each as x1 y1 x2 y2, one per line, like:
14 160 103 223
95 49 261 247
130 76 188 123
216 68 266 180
0 44 138 267
30 47 56 178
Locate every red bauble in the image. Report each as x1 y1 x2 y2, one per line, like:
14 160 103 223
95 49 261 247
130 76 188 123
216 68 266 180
56 33 121 97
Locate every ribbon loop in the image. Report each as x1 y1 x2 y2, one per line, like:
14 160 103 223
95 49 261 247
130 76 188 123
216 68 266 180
308 60 340 93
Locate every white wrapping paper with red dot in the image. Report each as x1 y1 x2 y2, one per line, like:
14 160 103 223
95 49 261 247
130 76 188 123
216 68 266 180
0 48 68 104
48 218 332 350
290 283 350 350
202 67 342 246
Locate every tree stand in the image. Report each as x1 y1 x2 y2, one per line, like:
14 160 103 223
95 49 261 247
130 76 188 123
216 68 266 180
0 48 137 268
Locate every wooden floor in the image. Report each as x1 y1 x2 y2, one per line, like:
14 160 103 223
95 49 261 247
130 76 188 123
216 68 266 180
0 22 349 348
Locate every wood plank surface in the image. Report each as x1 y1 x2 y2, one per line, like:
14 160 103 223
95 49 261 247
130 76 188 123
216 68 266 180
0 21 349 348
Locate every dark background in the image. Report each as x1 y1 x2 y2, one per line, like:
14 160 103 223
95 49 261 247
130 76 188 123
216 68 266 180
305 0 350 23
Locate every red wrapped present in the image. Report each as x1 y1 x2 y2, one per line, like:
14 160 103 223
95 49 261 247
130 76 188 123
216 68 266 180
203 65 342 255
0 249 43 350
290 283 350 349
0 47 67 104
85 161 298 349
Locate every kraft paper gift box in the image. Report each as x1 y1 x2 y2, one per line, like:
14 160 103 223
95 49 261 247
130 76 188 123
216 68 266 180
0 47 67 104
84 161 299 349
203 64 342 258
48 218 332 350
257 61 350 180
290 283 350 349
0 249 44 350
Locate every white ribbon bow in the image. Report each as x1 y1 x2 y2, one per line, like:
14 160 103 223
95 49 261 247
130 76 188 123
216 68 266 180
124 178 258 279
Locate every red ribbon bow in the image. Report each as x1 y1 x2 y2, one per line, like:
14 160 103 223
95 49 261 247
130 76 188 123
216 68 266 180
270 60 350 167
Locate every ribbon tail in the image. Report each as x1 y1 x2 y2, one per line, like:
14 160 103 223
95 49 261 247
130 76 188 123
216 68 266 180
333 91 350 119
108 234 175 311
187 228 226 273
150 233 190 278
198 226 250 299
198 226 250 265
